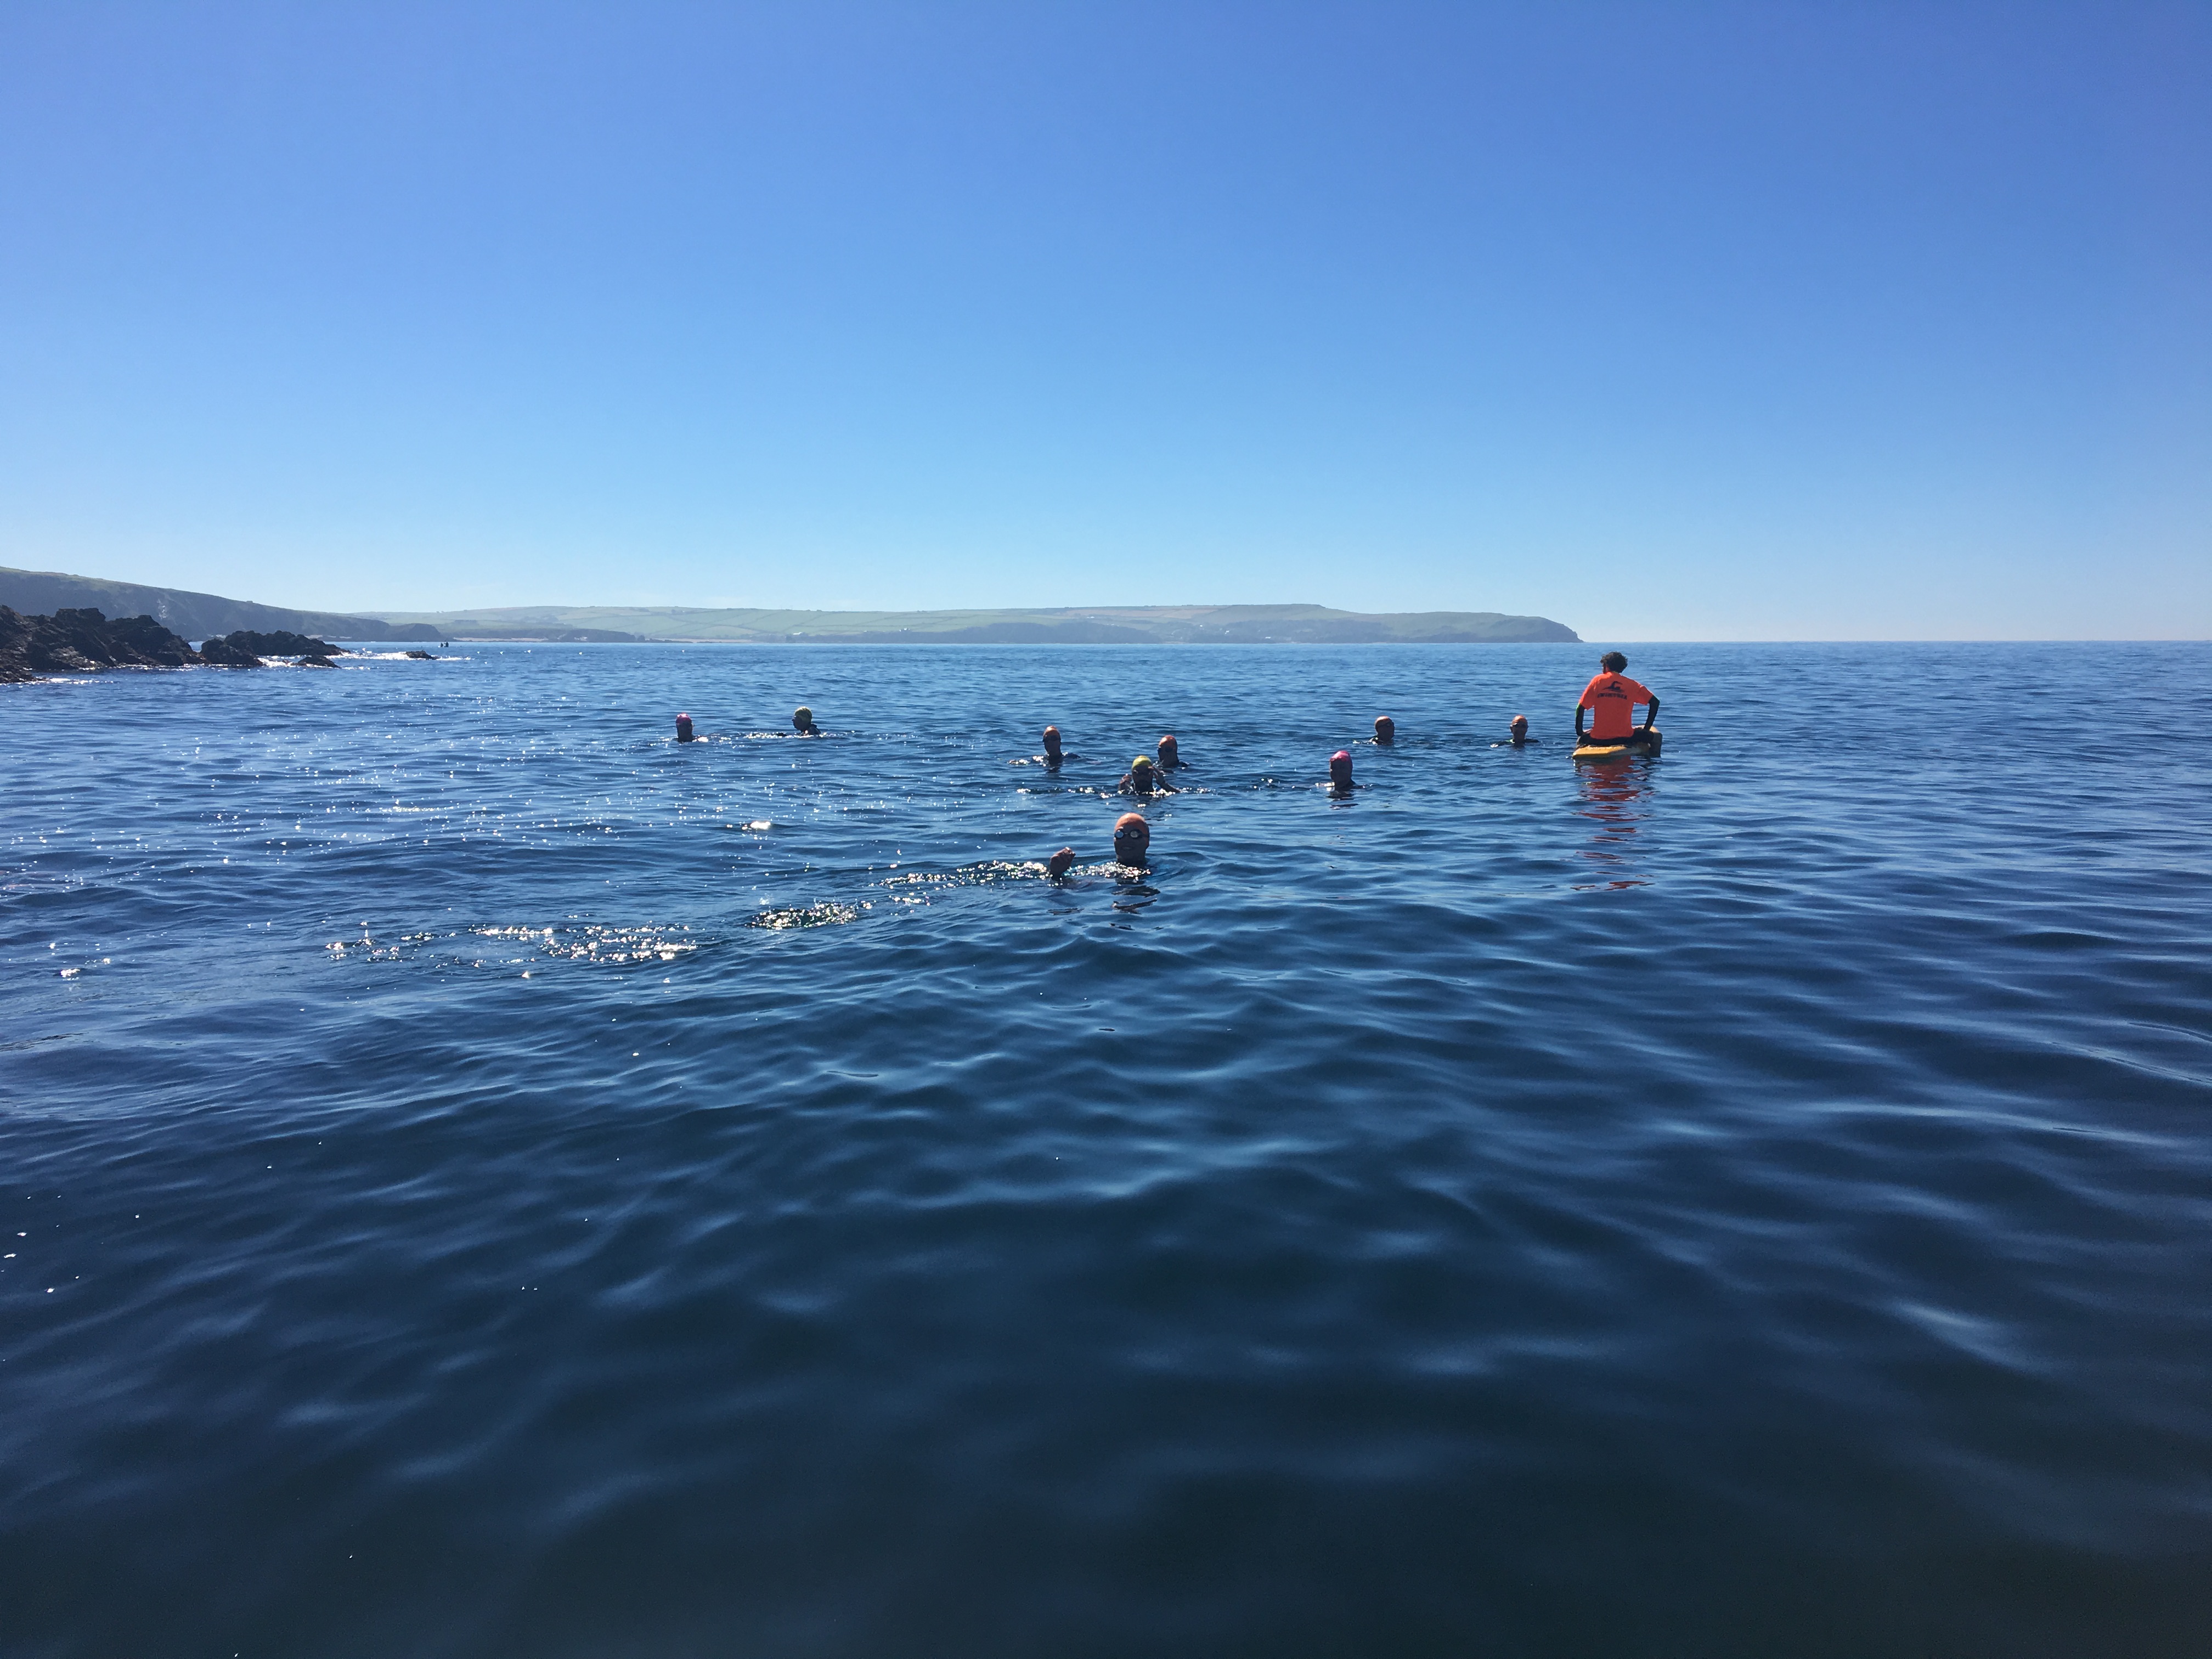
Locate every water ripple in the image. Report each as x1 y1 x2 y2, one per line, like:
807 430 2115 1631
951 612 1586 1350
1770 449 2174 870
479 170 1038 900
3 642 2211 1656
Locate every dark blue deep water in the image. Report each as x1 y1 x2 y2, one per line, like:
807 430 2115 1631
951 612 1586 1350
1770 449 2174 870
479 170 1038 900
4 641 2211 1658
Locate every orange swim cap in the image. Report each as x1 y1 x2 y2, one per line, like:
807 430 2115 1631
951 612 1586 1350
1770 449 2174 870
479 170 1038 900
1113 812 1149 862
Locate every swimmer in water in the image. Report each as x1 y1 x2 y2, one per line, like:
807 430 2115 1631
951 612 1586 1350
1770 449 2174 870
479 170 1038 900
675 712 697 743
1491 714 1539 747
792 705 819 736
1373 715 1395 745
1327 748 1358 794
1113 812 1150 867
1046 846 1076 878
1156 733 1186 771
1040 724 1077 768
1119 755 1175 795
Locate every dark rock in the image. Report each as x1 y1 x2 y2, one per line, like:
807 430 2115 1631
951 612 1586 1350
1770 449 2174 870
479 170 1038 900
196 634 265 667
0 611 30 682
204 629 346 657
95 612 202 664
0 606 203 681
404 650 437 659
296 654 337 669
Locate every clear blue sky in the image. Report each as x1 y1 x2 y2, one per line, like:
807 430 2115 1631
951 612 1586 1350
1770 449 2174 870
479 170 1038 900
2 2 2205 639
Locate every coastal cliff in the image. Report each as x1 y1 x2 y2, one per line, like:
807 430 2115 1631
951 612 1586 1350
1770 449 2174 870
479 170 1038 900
2 567 1583 647
0 566 433 642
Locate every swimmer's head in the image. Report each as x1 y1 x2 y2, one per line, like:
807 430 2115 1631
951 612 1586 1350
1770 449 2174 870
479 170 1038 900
675 712 695 741
1510 714 1529 736
1046 846 1075 878
1130 755 1155 786
792 705 816 732
1373 715 1394 744
1329 748 1354 785
1156 734 1178 764
1113 812 1150 866
1042 724 1062 751
1601 651 1627 673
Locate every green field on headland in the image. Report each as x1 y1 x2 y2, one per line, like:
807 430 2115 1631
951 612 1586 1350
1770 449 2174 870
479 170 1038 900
1 568 1577 645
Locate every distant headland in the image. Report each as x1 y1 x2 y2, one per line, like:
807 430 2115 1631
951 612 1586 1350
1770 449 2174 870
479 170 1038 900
0 567 1578 646
373 602 1581 645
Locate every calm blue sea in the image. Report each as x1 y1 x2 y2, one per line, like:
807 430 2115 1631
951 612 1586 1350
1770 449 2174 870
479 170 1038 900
4 641 2211 1657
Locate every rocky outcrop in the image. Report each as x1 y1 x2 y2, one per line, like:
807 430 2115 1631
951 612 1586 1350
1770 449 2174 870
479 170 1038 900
1 607 202 681
202 629 346 658
196 634 265 667
404 650 438 659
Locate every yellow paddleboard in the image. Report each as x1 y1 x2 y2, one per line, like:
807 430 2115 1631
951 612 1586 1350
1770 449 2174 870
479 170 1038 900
1573 729 1662 761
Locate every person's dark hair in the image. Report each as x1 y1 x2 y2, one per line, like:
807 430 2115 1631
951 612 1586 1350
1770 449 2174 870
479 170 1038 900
1601 651 1627 673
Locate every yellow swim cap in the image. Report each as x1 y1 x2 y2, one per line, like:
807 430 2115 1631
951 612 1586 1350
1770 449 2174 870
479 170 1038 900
1132 755 1152 769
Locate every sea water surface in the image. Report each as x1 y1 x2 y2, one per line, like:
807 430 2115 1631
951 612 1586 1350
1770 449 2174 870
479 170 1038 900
3 642 2210 1657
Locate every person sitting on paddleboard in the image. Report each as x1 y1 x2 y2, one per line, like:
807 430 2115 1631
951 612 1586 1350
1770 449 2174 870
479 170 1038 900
1575 653 1658 748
